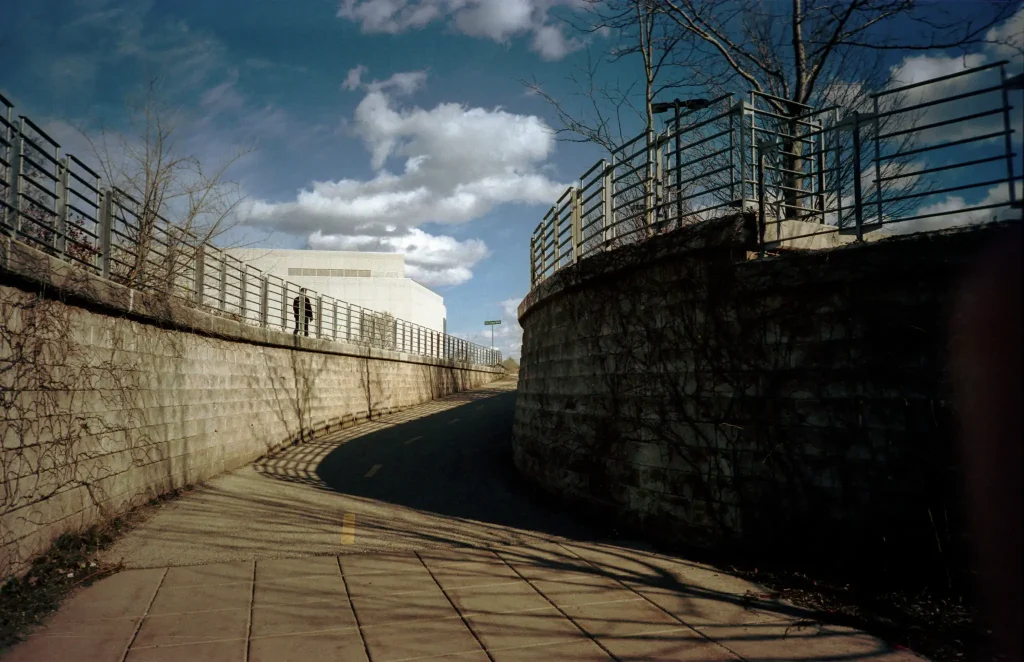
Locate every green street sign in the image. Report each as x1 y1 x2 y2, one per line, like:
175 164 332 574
484 320 502 325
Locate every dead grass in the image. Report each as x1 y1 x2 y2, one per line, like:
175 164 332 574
0 485 195 653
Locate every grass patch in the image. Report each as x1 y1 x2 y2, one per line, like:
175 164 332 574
0 486 194 653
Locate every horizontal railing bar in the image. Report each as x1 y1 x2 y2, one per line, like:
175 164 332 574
66 203 100 224
880 129 1013 161
751 89 814 109
874 83 1006 121
877 59 1007 96
19 115 60 149
580 188 603 207
750 124 819 143
664 128 732 161
667 108 737 140
673 144 733 172
878 106 1007 141
883 177 1012 204
882 201 1015 226
19 153 60 181
18 188 56 212
67 169 102 194
66 153 100 179
580 159 606 182
879 154 1011 182
672 179 736 204
748 105 820 127
612 131 649 154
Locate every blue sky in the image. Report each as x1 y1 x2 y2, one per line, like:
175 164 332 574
2 0 1021 359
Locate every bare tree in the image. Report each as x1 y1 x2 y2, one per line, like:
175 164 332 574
528 0 710 244
533 0 1016 232
84 79 252 299
649 0 1016 219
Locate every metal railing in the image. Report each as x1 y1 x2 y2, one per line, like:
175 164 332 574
0 91 501 367
531 62 1022 287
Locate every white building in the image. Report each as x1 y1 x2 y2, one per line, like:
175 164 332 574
228 248 446 333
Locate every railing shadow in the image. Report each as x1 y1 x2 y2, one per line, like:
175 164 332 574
93 379 914 660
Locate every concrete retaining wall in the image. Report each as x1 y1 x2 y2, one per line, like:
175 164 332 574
513 214 1009 580
0 238 501 579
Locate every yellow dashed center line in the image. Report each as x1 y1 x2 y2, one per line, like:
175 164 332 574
404 436 422 445
341 513 356 545
447 418 460 425
364 464 382 478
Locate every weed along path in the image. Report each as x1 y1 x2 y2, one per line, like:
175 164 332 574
5 378 924 661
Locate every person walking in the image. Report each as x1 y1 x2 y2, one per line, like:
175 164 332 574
292 288 314 336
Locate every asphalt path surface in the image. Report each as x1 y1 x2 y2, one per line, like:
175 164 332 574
101 377 609 568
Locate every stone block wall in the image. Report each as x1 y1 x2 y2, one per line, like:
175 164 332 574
514 215 1011 581
1 238 501 579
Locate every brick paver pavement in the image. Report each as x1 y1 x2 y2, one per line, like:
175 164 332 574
3 380 927 660
5 541 923 661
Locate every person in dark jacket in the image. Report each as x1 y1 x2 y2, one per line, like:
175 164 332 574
292 288 313 336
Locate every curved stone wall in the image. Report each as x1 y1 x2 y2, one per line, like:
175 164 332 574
513 214 1008 578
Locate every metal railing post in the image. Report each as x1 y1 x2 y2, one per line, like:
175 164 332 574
218 253 228 311
654 141 665 232
736 101 747 210
316 296 323 338
872 97 883 226
98 189 112 278
749 98 756 209
1000 64 1019 209
815 121 826 223
239 265 248 321
602 157 614 244
554 200 564 268
571 186 582 263
544 206 554 277
346 303 352 341
851 111 865 241
56 157 69 257
728 106 736 208
6 122 22 239
645 129 655 233
281 282 289 331
332 300 338 340
259 275 269 328
833 108 844 227
529 235 536 286
757 143 767 259
193 245 206 306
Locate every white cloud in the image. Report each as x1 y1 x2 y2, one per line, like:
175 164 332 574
336 0 587 60
243 79 564 235
308 228 489 287
342 64 367 90
454 296 524 360
985 5 1024 62
894 181 1023 234
453 0 533 41
242 71 565 287
882 7 1023 142
200 69 244 117
531 24 584 61
343 65 428 95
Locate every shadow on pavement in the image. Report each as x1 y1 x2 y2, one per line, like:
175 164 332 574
254 379 604 543
78 379 911 661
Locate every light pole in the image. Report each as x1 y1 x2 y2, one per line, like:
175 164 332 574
651 98 711 227
484 320 501 364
